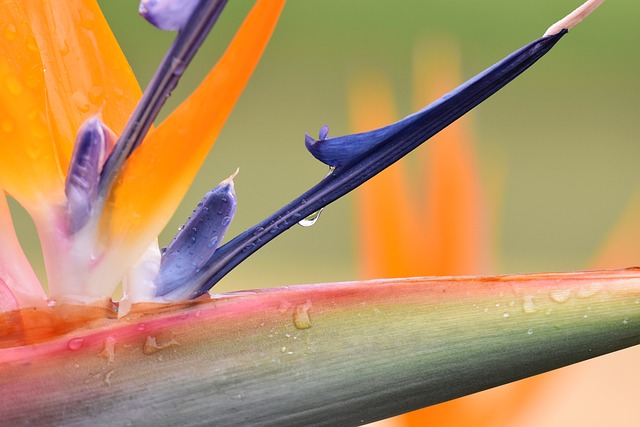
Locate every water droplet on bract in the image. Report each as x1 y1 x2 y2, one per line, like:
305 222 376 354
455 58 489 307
171 58 186 76
576 282 603 299
72 91 90 112
298 209 323 227
88 85 104 105
207 236 218 248
58 38 69 56
26 36 38 52
104 369 114 387
5 75 23 96
293 301 313 329
68 338 84 350
4 24 17 41
522 295 538 313
137 323 146 331
100 336 117 364
550 289 571 303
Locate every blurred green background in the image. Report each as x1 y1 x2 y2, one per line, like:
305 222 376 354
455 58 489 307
34 0 636 293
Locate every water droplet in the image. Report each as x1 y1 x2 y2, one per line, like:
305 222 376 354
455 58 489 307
576 282 603 299
26 36 38 52
58 38 70 56
221 216 231 226
104 369 114 387
550 289 571 303
171 57 186 76
293 301 313 329
100 336 117 364
137 323 146 331
522 295 538 313
142 336 179 355
88 85 104 104
72 91 90 112
24 66 43 90
68 337 84 350
207 236 218 248
298 209 323 227
527 328 534 335
5 75 23 95
4 24 17 41
298 167 334 227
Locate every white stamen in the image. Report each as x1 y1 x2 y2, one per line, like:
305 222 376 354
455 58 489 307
544 0 606 36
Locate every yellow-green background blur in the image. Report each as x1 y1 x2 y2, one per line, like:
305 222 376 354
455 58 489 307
15 1 640 294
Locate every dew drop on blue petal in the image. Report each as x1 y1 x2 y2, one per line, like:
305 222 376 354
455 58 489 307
154 173 237 299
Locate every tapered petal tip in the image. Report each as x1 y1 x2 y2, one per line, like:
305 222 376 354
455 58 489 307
154 176 237 300
139 0 200 31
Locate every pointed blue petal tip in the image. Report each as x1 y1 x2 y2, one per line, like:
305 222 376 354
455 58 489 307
154 174 237 300
65 117 113 234
305 120 409 168
139 0 200 31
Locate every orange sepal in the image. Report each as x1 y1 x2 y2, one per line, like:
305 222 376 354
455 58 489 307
0 3 61 204
23 0 141 173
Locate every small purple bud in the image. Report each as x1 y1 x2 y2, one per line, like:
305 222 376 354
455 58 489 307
305 119 406 168
155 172 237 300
318 125 329 141
139 0 200 31
65 117 112 234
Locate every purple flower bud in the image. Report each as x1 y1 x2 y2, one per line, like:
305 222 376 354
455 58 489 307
139 0 200 31
65 117 113 234
155 174 237 300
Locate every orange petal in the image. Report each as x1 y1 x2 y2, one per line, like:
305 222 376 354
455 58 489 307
399 36 537 427
349 72 423 279
104 0 285 252
411 37 490 276
352 37 547 427
0 3 61 204
23 0 141 173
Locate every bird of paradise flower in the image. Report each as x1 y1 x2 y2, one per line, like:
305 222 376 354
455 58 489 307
1 0 637 426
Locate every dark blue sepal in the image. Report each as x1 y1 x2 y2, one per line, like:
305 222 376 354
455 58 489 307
306 30 568 169
154 174 237 300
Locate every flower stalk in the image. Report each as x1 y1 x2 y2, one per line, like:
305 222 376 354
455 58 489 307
1 269 638 425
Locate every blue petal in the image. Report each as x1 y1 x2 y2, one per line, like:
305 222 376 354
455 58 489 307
154 175 237 300
65 117 111 234
139 0 200 31
306 31 567 168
